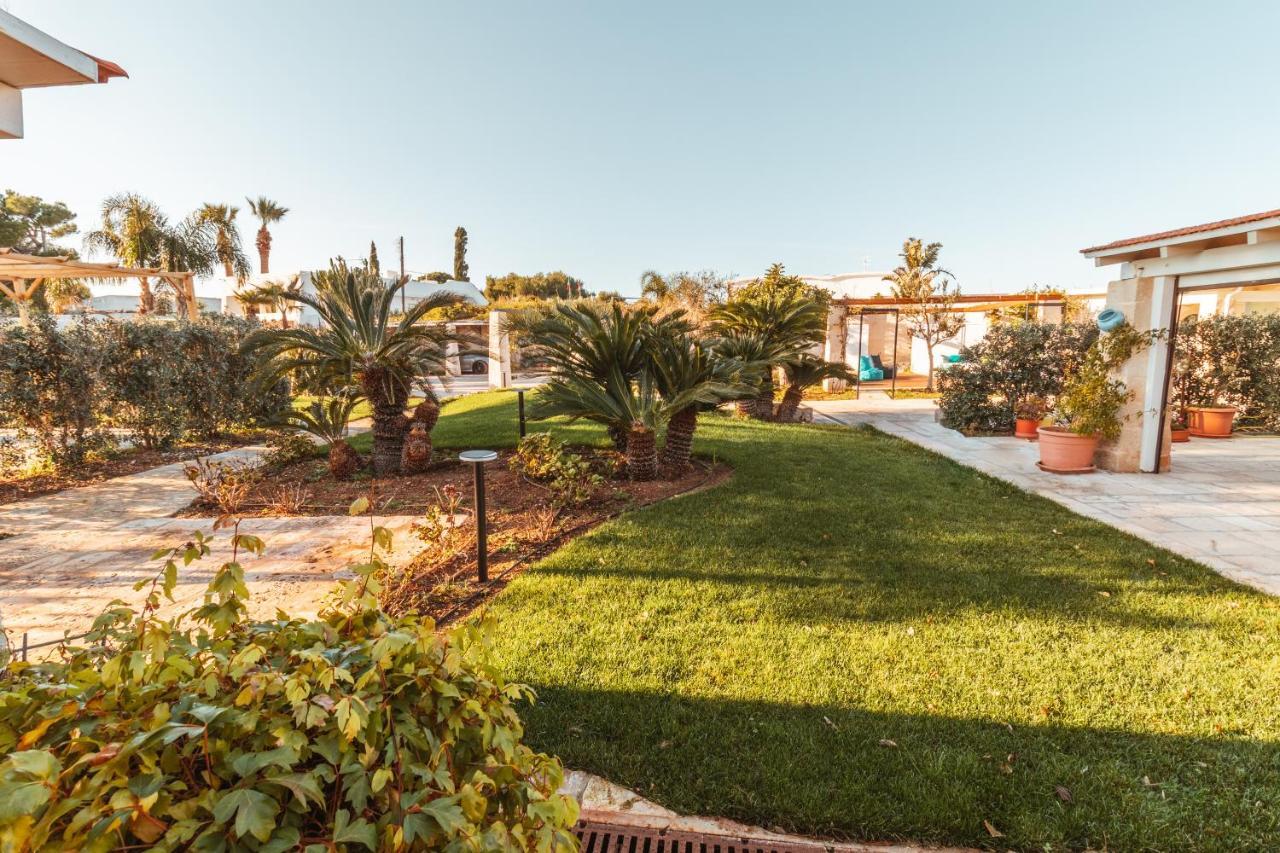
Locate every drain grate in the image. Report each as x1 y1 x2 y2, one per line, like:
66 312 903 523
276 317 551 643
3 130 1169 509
573 815 838 853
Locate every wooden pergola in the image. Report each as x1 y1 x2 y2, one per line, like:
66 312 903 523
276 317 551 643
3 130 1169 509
0 248 197 324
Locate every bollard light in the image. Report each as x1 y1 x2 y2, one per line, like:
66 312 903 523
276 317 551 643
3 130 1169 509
459 449 498 582
516 389 527 439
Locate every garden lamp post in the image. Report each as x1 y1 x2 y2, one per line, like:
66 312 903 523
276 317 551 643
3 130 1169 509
459 449 498 582
516 389 526 439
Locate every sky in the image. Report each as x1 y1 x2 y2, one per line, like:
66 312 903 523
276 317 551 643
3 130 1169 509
5 0 1280 296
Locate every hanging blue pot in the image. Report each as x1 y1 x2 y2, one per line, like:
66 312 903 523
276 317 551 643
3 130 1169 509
1097 308 1126 332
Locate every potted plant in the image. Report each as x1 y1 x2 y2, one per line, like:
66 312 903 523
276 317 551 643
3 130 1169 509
1186 402 1236 438
1038 332 1134 474
1169 411 1191 443
1014 395 1048 439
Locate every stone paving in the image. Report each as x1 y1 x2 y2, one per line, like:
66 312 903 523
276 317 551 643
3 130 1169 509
812 394 1280 596
0 445 425 648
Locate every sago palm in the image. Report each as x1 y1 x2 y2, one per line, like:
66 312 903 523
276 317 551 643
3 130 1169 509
648 328 745 470
281 394 361 479
197 203 251 279
246 196 288 274
709 331 785 419
244 259 462 476
708 292 826 419
776 356 855 422
538 367 666 480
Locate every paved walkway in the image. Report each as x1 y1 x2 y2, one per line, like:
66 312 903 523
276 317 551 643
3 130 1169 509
0 445 425 647
812 394 1280 597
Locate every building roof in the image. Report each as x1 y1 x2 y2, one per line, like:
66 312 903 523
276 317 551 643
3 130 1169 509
0 10 126 88
1081 208 1280 255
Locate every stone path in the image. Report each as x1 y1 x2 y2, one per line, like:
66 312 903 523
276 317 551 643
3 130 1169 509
0 445 425 648
812 394 1280 596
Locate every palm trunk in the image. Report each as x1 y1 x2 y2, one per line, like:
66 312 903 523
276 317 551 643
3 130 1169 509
776 385 804 422
329 439 359 479
223 260 234 278
607 424 629 453
626 422 657 481
734 399 753 418
256 226 272 274
138 277 154 314
660 406 697 471
370 401 406 476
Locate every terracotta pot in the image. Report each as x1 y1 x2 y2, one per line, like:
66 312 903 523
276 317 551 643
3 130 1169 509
1037 427 1098 474
1170 427 1191 443
1014 418 1040 440
1187 406 1236 438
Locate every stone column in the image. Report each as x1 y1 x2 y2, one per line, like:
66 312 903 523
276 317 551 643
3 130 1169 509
822 304 848 391
1095 277 1173 473
488 310 511 390
444 340 462 377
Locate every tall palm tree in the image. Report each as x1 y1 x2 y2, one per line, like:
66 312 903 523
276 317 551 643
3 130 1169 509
197 203 251 279
85 193 167 313
246 196 289 274
776 356 855 422
243 259 462 475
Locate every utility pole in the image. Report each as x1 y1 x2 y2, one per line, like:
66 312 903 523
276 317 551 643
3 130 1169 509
398 236 405 313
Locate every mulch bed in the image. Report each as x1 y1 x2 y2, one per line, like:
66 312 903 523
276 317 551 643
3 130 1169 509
0 437 264 508
177 447 732 625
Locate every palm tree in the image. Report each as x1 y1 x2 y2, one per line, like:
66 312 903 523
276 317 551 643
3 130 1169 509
197 203 251 279
538 369 666 480
243 259 462 475
776 356 855 422
281 394 361 479
85 193 167 313
639 270 670 302
246 196 288 274
648 329 744 470
708 292 826 420
239 275 301 328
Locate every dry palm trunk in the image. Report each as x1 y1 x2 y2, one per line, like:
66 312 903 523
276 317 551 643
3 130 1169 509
661 406 698 471
329 439 359 479
138 277 155 314
370 402 407 476
411 399 440 432
775 384 804 422
257 226 272 274
400 422 432 474
626 422 657 481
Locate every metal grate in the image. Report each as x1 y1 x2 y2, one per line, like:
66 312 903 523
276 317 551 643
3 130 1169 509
573 816 839 853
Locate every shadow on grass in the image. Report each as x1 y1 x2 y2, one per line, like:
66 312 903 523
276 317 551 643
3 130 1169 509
520 685 1280 851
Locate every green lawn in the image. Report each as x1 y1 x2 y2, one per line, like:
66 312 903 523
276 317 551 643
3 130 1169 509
416 393 1280 850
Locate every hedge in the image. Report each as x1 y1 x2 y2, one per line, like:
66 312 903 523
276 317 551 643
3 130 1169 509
0 316 288 467
1173 313 1280 431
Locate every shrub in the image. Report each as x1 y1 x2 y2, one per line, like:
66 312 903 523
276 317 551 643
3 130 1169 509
510 433 602 508
938 321 1098 434
0 517 579 850
1173 313 1280 430
1053 323 1159 440
0 317 104 468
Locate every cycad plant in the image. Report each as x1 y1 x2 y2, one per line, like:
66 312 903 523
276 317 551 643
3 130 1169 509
649 328 744 470
539 369 665 480
708 292 827 420
776 356 855 422
244 259 462 475
281 394 360 479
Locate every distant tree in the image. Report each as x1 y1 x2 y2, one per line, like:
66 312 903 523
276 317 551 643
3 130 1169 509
369 241 381 276
732 263 827 309
484 271 587 301
639 269 728 320
196 203 250 279
417 271 451 283
246 196 289 274
44 279 92 313
884 238 962 390
453 226 469 281
1 191 79 256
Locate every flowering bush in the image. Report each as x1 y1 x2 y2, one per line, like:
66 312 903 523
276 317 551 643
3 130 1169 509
0 508 579 851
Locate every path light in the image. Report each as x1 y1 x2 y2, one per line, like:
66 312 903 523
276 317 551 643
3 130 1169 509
459 449 498 582
516 389 526 439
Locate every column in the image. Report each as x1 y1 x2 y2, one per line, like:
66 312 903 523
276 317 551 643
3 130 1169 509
488 310 511 390
822 304 848 391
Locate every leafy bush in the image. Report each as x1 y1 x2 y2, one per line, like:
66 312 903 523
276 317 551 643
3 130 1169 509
0 517 579 850
0 317 289 464
0 317 104 468
938 321 1098 434
510 433 602 508
1173 313 1280 430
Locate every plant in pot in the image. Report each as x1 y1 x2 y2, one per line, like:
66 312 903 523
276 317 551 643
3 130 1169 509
1169 410 1191 443
1186 401 1236 438
1014 395 1048 439
1038 339 1130 474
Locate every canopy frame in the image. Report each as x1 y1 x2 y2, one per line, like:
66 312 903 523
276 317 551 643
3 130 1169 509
0 248 197 323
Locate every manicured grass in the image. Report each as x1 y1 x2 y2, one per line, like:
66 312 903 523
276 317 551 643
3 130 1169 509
427 393 1280 851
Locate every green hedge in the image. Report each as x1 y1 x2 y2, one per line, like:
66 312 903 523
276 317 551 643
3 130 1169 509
937 321 1098 434
0 316 288 466
1173 313 1280 430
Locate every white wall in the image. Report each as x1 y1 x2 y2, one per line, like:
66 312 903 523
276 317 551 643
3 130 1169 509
0 83 22 139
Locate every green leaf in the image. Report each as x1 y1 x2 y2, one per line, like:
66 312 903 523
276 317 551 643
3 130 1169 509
213 788 279 843
7 750 60 780
348 496 370 516
333 814 378 849
0 780 50 821
265 772 325 808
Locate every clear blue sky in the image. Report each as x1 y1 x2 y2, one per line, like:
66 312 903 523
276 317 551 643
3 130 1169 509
5 0 1280 295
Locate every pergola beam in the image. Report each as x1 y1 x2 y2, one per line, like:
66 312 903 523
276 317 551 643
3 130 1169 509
0 248 198 322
